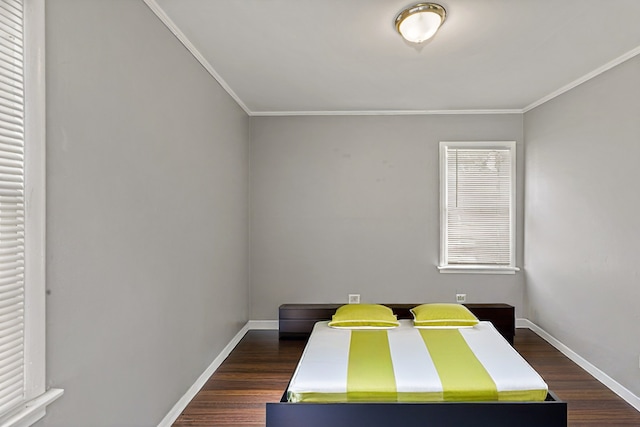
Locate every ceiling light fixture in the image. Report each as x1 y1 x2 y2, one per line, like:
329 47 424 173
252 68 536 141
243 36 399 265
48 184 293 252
395 3 446 43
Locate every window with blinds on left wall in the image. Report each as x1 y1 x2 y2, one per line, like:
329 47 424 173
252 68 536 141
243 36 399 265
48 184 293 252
0 1 62 426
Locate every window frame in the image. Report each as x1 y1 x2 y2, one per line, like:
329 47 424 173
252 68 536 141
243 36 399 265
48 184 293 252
0 1 63 425
438 141 519 275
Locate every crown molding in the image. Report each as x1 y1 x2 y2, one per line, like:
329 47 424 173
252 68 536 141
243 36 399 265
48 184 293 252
250 109 523 117
524 44 640 113
143 0 252 115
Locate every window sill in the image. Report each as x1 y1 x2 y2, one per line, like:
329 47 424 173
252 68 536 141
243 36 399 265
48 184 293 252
438 265 520 275
1 389 64 427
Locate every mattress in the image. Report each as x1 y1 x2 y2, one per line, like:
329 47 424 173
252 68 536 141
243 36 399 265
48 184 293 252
287 320 548 403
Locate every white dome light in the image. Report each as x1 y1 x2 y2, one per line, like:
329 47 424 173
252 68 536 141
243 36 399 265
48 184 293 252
395 3 446 43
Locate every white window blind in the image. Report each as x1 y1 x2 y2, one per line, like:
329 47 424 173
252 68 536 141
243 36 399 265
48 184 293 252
0 0 26 415
439 141 517 273
0 1 61 425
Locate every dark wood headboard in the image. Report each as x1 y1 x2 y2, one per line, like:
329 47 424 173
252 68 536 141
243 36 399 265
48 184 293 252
278 303 515 344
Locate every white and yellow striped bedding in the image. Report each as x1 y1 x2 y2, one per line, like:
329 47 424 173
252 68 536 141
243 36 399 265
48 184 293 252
287 320 548 403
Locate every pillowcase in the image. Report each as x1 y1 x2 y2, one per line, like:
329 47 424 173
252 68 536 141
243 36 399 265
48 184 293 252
328 304 400 329
410 303 479 328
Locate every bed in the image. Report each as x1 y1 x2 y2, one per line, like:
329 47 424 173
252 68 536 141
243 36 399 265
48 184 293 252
266 303 567 427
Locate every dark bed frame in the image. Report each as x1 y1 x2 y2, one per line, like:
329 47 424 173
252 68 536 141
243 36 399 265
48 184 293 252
266 303 567 427
267 391 566 427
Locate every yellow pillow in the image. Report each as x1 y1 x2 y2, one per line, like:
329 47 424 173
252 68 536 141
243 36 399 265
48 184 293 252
328 304 400 329
411 303 479 328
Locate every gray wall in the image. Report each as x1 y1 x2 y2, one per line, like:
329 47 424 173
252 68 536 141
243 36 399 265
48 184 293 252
250 114 525 320
44 1 249 426
524 55 640 396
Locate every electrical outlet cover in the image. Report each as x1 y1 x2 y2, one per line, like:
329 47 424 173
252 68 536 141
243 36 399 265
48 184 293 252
348 294 360 304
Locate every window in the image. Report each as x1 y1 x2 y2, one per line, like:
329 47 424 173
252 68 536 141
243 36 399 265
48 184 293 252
0 1 62 425
438 141 518 274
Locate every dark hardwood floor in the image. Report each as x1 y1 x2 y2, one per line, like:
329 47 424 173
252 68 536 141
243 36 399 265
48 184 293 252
515 329 640 425
173 328 640 426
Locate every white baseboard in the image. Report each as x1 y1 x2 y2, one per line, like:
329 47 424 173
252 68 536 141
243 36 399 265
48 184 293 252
517 318 640 412
157 322 252 427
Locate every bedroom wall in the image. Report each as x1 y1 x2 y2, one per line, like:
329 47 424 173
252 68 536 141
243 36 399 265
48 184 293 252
43 1 250 426
250 114 525 320
524 55 640 397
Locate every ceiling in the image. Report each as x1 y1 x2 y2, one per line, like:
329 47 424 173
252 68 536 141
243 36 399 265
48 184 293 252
146 0 640 115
